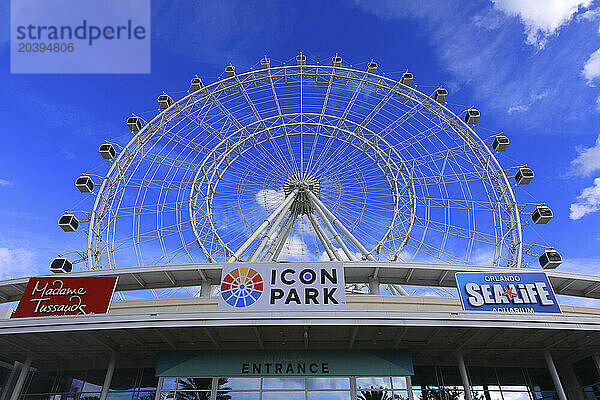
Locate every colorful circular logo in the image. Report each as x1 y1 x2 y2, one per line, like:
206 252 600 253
220 267 264 308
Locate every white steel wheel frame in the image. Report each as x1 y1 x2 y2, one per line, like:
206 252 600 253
82 62 523 274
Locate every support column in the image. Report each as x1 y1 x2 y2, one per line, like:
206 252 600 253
457 351 473 400
99 352 117 400
154 377 164 400
368 277 380 295
9 354 32 400
544 350 567 400
200 280 212 298
406 376 414 400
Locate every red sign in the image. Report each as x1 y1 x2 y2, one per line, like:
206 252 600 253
12 276 118 318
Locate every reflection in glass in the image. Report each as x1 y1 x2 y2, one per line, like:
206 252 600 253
219 378 260 390
262 391 305 400
500 392 529 400
262 377 305 389
307 378 350 390
472 391 503 400
176 378 212 391
106 392 134 400
175 392 210 400
356 390 394 400
391 377 407 390
222 393 260 400
307 391 351 400
162 379 177 390
356 378 392 390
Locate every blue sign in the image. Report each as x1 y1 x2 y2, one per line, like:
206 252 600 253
455 272 561 314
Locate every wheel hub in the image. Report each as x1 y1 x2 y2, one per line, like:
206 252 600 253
283 173 321 215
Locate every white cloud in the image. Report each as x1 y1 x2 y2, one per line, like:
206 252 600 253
597 95 600 110
0 179 9 186
280 235 308 259
0 248 35 280
583 48 600 85
492 0 593 48
570 177 600 219
571 133 600 176
507 90 549 113
255 189 284 211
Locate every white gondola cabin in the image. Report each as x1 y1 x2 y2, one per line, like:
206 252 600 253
50 257 72 273
332 55 342 68
158 95 172 110
59 214 79 232
297 54 306 67
434 88 448 104
368 62 377 74
532 206 553 224
464 109 480 125
515 167 534 185
127 116 142 132
75 175 94 193
493 136 509 152
191 77 204 92
261 57 270 69
539 250 562 269
99 144 116 160
225 65 236 78
401 72 413 87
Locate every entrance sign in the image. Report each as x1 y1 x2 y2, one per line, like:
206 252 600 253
12 276 118 318
218 263 345 311
156 350 413 377
455 272 561 314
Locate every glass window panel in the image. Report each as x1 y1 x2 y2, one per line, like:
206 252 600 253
501 385 529 392
411 366 438 387
162 379 178 390
472 391 503 400
217 377 260 390
262 392 304 400
83 371 106 392
22 396 53 400
356 377 391 390
439 367 463 387
468 367 499 388
24 370 59 394
220 393 260 400
574 357 600 387
356 390 393 400
138 369 159 390
160 391 176 400
307 377 350 390
392 391 408 400
110 369 140 391
176 378 211 391
497 367 527 387
80 393 102 400
262 377 305 390
527 369 556 391
134 392 156 400
106 392 134 400
175 392 210 400
501 392 530 400
391 377 407 390
307 392 351 400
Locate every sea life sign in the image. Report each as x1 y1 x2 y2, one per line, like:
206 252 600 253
455 272 561 314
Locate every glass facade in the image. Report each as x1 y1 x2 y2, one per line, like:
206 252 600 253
18 368 158 400
0 363 568 400
159 377 409 400
573 357 600 399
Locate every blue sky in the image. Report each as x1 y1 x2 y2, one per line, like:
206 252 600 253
2 0 600 292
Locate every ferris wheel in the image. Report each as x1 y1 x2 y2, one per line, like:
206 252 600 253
54 54 560 281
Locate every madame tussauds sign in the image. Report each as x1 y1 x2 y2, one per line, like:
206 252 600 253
12 276 118 318
218 263 346 311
